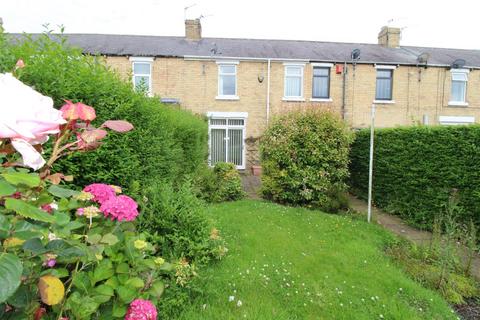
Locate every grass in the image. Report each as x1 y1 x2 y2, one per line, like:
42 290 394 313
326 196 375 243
176 200 458 320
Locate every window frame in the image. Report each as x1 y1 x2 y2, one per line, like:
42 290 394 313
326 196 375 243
311 65 331 99
129 57 153 96
449 68 469 106
375 67 394 101
206 111 247 169
216 61 239 100
283 63 305 101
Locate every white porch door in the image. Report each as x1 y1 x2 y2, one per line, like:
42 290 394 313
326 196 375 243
209 116 246 169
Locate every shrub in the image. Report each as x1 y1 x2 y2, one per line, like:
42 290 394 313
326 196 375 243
1 31 208 192
0 90 170 319
349 125 480 230
193 163 245 203
260 110 353 211
138 181 227 265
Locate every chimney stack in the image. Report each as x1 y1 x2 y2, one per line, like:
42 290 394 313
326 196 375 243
378 26 401 48
185 19 202 41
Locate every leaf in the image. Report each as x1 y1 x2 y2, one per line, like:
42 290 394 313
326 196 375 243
22 238 46 254
87 234 102 244
38 275 65 305
149 281 165 298
5 198 56 223
116 262 129 274
95 284 114 296
100 233 119 246
0 253 23 303
2 172 40 187
81 129 108 143
112 303 127 317
102 120 134 132
0 179 16 196
48 185 79 198
53 212 71 226
116 286 136 303
125 277 144 288
93 260 114 284
41 268 69 278
72 272 91 294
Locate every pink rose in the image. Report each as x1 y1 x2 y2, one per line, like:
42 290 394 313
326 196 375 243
0 73 66 170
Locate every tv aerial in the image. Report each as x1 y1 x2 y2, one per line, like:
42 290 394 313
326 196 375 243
451 59 466 69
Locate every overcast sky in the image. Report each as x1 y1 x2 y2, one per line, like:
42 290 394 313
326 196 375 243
1 0 478 50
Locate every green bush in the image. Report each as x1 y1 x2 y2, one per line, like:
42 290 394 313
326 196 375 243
1 32 208 192
193 163 245 203
260 110 353 211
138 181 227 265
349 125 480 230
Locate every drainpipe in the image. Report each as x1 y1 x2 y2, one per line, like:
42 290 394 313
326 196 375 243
266 58 271 124
341 61 347 120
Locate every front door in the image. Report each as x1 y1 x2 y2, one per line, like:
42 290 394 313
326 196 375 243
209 116 246 169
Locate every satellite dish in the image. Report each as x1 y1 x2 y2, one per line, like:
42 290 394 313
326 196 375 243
416 52 429 64
351 49 361 61
451 59 466 69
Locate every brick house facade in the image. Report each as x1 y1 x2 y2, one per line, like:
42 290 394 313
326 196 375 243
18 20 480 171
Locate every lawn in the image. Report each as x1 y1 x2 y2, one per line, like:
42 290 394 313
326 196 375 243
176 200 457 320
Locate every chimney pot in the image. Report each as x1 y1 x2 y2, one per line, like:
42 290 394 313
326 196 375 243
378 26 401 48
185 19 202 41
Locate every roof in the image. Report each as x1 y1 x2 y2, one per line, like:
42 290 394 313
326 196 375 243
8 33 480 68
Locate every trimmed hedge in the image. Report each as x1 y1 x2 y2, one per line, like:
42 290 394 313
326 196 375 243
1 32 207 191
350 125 480 229
260 110 353 211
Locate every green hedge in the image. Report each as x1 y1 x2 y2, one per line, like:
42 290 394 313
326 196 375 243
260 110 353 211
1 32 207 191
350 125 480 229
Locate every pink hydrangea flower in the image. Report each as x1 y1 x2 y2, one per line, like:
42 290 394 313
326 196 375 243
83 183 116 204
125 299 157 320
100 195 139 222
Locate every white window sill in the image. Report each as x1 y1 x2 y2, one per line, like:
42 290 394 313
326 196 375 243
216 95 239 101
310 98 333 102
448 101 469 107
374 100 395 104
282 97 305 102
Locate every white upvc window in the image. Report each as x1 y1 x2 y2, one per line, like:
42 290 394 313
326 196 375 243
283 63 305 100
130 57 153 95
217 61 239 100
439 116 475 126
207 112 247 169
449 69 469 106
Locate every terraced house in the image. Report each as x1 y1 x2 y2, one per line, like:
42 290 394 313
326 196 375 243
18 19 480 172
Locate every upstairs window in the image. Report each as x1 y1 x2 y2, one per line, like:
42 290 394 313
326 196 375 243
450 69 469 105
375 69 393 101
130 57 153 95
217 62 238 98
284 64 304 99
312 67 330 99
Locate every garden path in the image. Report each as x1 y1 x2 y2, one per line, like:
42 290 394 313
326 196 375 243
348 195 480 280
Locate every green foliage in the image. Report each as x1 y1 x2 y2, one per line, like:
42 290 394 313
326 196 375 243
193 163 245 203
0 167 172 319
349 125 480 230
260 110 353 211
138 181 227 265
0 32 208 192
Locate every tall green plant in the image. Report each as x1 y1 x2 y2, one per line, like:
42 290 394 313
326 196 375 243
260 110 353 211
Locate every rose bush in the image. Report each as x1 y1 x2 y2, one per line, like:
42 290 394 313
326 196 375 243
0 69 176 319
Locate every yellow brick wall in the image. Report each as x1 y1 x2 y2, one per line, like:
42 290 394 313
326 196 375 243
105 56 480 169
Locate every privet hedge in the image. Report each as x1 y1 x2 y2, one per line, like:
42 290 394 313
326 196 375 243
1 32 208 191
350 125 480 229
260 110 353 211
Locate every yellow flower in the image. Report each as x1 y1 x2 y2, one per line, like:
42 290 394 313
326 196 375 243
95 254 103 261
3 237 25 248
134 239 148 250
154 257 165 266
210 228 220 240
76 191 94 201
110 185 122 194
83 206 100 218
